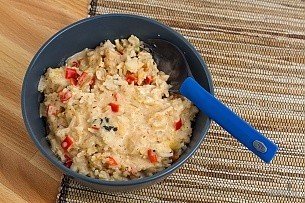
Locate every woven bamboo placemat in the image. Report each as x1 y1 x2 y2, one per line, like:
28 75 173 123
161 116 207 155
57 0 305 202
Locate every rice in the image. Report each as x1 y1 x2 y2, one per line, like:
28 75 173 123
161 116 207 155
38 35 198 181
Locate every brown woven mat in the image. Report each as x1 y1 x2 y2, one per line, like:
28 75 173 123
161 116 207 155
57 0 305 202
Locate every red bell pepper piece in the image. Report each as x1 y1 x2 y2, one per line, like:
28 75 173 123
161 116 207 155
65 68 78 79
147 149 158 163
144 76 153 85
59 90 72 103
61 136 73 150
106 157 118 166
109 103 119 112
91 126 100 130
175 118 182 131
64 154 73 168
125 73 137 84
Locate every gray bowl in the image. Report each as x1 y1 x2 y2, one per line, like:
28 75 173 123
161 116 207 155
21 14 214 192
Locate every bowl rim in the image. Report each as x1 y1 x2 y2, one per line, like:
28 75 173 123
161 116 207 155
21 13 214 186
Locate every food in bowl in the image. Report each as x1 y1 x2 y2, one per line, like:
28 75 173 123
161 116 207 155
38 35 198 181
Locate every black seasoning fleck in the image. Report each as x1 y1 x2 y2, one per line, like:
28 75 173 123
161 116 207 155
105 117 109 123
103 125 117 132
103 125 111 131
100 118 103 123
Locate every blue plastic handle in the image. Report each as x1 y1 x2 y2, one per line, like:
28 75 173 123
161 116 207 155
180 77 278 163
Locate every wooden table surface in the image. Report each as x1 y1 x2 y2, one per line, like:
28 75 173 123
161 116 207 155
0 0 87 202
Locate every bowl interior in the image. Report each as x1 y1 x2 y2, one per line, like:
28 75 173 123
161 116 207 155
22 14 213 187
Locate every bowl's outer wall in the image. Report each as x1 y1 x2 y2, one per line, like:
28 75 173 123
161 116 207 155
71 172 169 192
22 14 213 191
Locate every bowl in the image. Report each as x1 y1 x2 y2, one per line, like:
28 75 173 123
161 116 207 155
22 14 214 192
